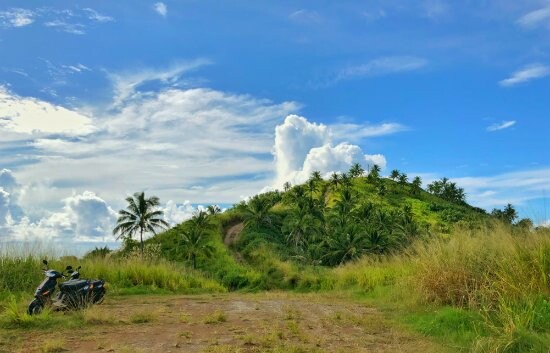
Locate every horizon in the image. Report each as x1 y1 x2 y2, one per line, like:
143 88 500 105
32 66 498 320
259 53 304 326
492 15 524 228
0 1 549 251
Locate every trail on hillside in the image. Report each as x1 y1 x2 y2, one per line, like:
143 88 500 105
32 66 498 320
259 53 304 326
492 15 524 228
3 293 447 353
224 222 244 246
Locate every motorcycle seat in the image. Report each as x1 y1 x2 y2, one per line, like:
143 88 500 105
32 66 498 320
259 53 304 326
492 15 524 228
60 279 88 290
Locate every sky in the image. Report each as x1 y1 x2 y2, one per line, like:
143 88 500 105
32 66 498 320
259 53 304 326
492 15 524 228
0 1 549 251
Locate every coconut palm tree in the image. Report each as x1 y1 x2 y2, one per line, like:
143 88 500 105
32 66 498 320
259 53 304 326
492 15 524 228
242 195 277 230
367 164 381 182
411 176 422 195
348 163 365 178
310 170 322 182
398 173 408 186
390 169 400 180
179 211 215 269
323 224 368 265
207 205 222 215
329 172 340 190
113 191 169 258
283 181 292 192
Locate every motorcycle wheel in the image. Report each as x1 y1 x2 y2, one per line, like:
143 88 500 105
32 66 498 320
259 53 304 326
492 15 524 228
93 290 106 304
27 299 43 316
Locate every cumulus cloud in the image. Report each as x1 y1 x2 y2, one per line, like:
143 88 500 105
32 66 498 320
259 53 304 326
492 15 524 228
0 86 95 138
274 115 387 186
0 8 34 28
162 200 201 226
499 64 550 87
487 120 516 131
154 2 168 17
3 189 117 245
0 63 404 250
0 169 24 225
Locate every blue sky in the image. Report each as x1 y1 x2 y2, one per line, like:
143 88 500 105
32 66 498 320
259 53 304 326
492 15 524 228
0 1 549 248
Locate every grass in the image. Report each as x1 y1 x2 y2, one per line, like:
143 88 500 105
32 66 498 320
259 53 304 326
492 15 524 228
0 255 226 302
203 309 227 324
1 222 548 352
129 310 157 323
39 338 67 353
330 224 550 353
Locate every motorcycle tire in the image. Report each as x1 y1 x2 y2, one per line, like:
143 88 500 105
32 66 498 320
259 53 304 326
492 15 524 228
93 290 106 304
27 299 43 316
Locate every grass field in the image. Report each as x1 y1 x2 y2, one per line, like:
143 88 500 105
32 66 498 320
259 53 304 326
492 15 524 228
0 225 548 352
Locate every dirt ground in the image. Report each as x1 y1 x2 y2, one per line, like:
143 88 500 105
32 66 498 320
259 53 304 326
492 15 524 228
2 293 447 353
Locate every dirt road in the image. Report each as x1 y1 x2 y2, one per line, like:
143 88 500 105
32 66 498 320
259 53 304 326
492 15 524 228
2 293 446 353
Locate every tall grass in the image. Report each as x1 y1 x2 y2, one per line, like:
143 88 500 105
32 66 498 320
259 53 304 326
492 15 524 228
331 225 550 352
0 253 225 301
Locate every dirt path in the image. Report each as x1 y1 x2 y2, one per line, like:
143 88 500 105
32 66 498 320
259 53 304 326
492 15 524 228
2 293 446 353
224 222 244 246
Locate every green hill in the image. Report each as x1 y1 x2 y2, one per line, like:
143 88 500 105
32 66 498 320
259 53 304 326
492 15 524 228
143 171 491 291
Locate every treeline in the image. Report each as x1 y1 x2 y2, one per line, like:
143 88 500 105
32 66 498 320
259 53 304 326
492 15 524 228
238 164 425 266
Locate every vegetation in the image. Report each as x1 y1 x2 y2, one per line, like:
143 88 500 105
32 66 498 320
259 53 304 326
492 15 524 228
1 166 548 353
113 191 169 257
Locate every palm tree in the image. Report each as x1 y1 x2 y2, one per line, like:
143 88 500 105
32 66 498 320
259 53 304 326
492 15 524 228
113 191 169 258
367 164 381 182
329 172 340 190
179 211 215 269
282 207 317 251
398 173 408 186
348 163 365 178
340 173 352 190
390 169 400 180
283 181 292 192
242 195 277 230
411 176 422 195
323 224 368 265
207 205 221 215
310 170 322 182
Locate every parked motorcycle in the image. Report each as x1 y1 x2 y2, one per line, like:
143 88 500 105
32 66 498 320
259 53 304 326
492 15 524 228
27 259 106 315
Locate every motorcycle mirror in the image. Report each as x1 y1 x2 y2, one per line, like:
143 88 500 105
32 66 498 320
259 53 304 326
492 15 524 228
65 265 73 271
77 265 81 271
42 259 48 265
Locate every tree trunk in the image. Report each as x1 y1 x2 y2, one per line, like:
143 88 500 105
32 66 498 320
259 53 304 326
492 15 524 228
192 253 196 269
140 227 144 260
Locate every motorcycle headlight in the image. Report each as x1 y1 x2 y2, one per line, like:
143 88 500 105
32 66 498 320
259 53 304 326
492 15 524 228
103 282 109 289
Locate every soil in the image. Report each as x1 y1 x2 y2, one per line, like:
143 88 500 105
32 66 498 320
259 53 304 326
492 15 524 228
224 222 244 247
1 293 447 353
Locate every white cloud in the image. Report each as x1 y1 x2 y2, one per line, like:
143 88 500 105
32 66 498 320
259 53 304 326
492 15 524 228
517 6 550 28
109 60 211 105
330 122 406 142
154 2 168 17
0 8 34 28
0 86 95 137
450 168 550 213
0 64 404 250
83 8 114 23
499 64 550 87
162 200 198 226
274 115 388 186
6 191 117 245
44 20 86 35
487 120 516 131
337 56 428 81
289 9 322 24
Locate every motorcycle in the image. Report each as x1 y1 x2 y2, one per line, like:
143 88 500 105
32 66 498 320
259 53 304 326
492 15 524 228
27 259 107 315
